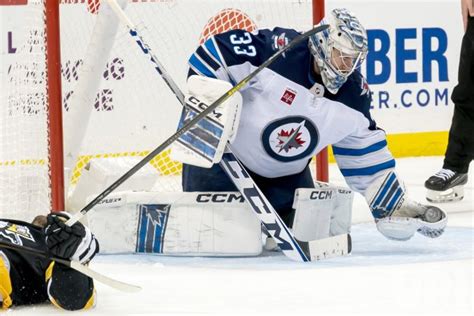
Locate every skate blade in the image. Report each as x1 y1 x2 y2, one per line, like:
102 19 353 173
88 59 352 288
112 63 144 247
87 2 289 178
426 185 464 203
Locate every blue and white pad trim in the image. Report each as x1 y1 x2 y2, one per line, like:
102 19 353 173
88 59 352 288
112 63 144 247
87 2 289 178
188 38 226 79
176 106 224 163
136 204 170 253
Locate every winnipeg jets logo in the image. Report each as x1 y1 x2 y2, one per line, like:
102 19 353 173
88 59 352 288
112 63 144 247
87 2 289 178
276 120 306 153
272 33 289 57
262 116 319 162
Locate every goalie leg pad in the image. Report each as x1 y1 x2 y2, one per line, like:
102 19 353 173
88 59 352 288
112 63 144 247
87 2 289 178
292 189 332 241
87 191 262 256
292 185 354 241
316 182 354 236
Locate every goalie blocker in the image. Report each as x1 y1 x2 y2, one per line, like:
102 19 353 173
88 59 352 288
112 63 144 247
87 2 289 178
85 183 354 257
170 76 242 168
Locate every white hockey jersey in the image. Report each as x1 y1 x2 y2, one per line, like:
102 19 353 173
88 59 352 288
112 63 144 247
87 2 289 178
187 27 396 195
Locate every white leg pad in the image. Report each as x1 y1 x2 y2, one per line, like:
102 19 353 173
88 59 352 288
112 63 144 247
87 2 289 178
327 186 354 236
86 191 262 256
292 184 354 241
293 190 332 241
66 157 158 213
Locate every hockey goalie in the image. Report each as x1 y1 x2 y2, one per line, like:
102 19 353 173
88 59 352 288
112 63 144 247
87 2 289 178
75 8 447 258
171 9 446 246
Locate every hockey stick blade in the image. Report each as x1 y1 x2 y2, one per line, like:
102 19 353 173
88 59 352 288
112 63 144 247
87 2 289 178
0 240 141 293
68 260 141 293
65 22 329 227
297 234 351 261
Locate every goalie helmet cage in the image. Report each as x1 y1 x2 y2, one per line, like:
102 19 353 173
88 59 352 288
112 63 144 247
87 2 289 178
0 0 327 221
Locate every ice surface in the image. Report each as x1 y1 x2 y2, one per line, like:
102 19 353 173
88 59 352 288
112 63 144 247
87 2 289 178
9 157 474 315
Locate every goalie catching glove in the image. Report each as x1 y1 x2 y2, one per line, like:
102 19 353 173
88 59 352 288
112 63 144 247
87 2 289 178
365 171 447 241
44 212 99 264
171 75 242 168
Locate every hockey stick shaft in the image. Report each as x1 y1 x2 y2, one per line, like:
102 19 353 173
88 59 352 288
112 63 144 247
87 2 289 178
220 151 308 261
0 240 141 292
65 12 328 226
105 0 185 104
221 150 351 261
101 0 346 261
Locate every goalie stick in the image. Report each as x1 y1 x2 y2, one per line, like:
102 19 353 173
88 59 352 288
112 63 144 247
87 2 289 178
100 0 350 262
65 1 329 229
220 150 351 261
0 240 141 293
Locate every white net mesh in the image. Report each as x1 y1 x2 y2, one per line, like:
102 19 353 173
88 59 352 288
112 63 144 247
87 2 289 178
0 0 50 221
0 0 315 221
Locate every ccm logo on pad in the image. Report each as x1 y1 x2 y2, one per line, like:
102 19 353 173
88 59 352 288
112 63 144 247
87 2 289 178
310 190 333 200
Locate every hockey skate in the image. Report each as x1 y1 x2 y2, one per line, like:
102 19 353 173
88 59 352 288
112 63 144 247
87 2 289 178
425 169 468 203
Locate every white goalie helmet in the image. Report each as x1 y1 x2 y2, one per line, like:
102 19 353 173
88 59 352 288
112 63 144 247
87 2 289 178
309 8 368 94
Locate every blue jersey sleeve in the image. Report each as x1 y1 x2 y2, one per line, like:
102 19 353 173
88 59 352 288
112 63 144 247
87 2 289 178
333 70 376 129
329 72 394 194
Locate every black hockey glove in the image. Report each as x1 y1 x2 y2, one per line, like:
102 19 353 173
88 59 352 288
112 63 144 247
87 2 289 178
44 212 99 264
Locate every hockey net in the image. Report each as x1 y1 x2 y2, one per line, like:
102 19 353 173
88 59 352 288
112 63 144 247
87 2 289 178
0 0 323 221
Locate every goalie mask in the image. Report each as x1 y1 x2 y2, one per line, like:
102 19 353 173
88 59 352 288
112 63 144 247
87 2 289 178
309 8 368 94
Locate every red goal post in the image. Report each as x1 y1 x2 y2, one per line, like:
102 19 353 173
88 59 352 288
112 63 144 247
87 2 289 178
312 0 329 183
45 0 65 212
